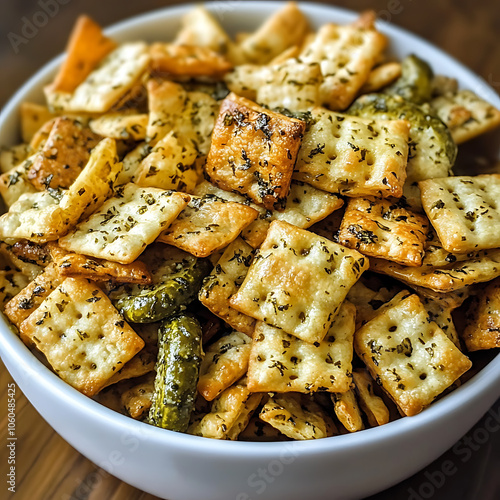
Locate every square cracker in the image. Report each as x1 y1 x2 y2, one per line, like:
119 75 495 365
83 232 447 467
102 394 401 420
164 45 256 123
293 107 409 198
247 301 355 394
157 194 259 257
205 93 305 211
198 238 256 336
298 22 387 110
420 175 500 253
230 220 368 343
370 249 500 292
338 197 428 266
58 184 190 264
197 331 252 401
462 278 500 351
19 277 145 396
354 293 472 416
431 90 500 144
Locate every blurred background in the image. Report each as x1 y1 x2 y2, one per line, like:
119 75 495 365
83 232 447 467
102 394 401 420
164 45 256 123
0 0 499 499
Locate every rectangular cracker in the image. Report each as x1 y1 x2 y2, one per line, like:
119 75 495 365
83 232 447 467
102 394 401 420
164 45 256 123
230 220 368 343
352 369 390 426
462 278 500 351
198 238 256 336
420 175 500 253
370 249 500 292
19 277 145 396
247 301 355 393
197 332 252 401
46 42 150 113
299 23 387 110
59 184 189 264
294 107 409 198
157 194 259 258
89 113 148 141
354 293 472 416
332 389 365 432
134 132 199 192
431 89 500 144
259 393 335 440
0 156 39 208
338 197 428 266
205 93 305 211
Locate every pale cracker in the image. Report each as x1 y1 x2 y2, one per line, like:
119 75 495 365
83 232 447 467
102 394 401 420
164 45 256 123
157 195 259 258
197 331 252 401
354 293 472 416
338 197 428 266
115 142 151 187
420 294 460 347
59 184 190 264
121 372 155 420
0 270 30 309
199 238 256 335
205 93 305 210
230 220 368 343
431 89 500 144
89 113 148 141
359 62 402 94
0 156 39 208
332 389 364 432
294 107 409 198
247 301 355 393
19 277 145 396
19 102 56 144
0 143 31 174
421 230 476 268
420 175 500 253
298 23 387 109
352 369 390 426
462 278 500 351
259 393 335 440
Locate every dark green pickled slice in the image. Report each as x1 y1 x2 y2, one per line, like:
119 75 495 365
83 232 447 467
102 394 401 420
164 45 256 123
385 54 434 105
110 244 212 323
149 314 202 432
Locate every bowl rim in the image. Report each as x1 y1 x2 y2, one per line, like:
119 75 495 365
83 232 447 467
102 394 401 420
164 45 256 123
0 0 499 459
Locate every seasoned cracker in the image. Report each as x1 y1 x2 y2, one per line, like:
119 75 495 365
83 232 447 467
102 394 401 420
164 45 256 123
115 142 151 187
198 238 256 335
332 389 364 432
420 294 460 347
20 277 145 396
0 270 30 309
58 184 190 264
247 301 355 393
121 372 155 419
157 194 259 258
354 293 472 416
89 113 148 141
0 156 39 208
359 62 402 94
230 221 368 343
198 332 252 401
338 197 428 266
294 108 409 198
420 175 500 253
205 93 305 210
352 369 390 426
238 416 289 441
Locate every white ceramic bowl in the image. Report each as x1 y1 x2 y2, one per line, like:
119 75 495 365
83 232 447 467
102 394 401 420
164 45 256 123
1 3 499 500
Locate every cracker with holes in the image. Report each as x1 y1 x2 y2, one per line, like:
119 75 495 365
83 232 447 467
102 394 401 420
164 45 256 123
146 80 218 154
354 293 472 416
58 184 190 264
198 332 252 401
89 113 148 141
238 2 309 64
121 372 155 419
49 245 151 284
0 156 38 208
205 93 305 211
230 220 368 343
338 197 428 266
188 382 262 440
420 175 500 253
4 263 63 331
157 195 258 257
134 132 199 192
352 369 390 426
332 389 364 432
150 43 232 79
46 42 150 113
462 278 500 351
431 90 500 144
259 393 334 440
19 278 145 396
370 249 500 292
294 108 409 198
198 238 256 335
298 23 387 110
247 301 355 393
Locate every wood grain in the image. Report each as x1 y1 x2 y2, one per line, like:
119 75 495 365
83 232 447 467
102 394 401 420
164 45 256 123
0 1 499 499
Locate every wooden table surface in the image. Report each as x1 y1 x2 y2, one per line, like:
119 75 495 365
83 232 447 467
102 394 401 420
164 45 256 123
1 1 499 499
